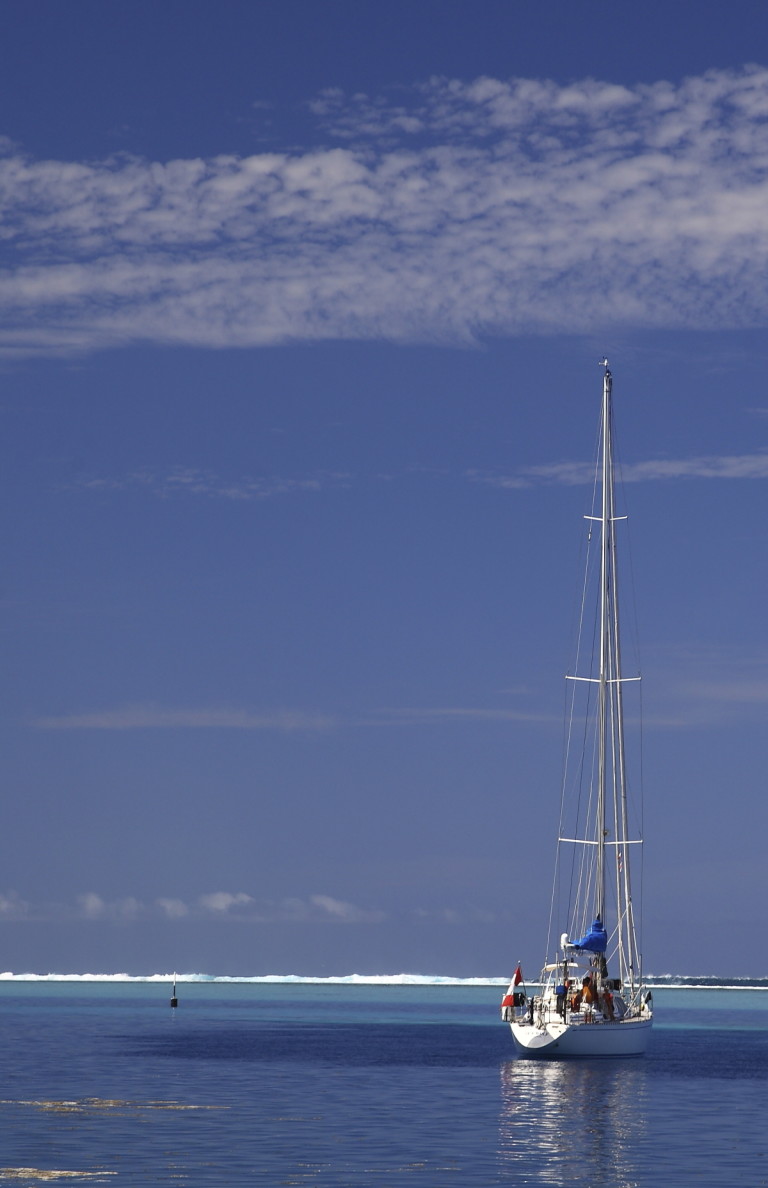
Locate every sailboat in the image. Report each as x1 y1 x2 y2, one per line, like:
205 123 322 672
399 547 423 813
501 361 653 1057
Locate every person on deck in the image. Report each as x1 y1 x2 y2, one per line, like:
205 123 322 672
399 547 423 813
602 986 615 1020
581 976 596 1008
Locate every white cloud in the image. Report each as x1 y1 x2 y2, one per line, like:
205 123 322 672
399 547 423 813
411 906 496 925
78 892 107 920
641 645 768 727
117 896 141 920
469 450 768 489
3 67 768 354
30 701 557 732
155 890 384 923
309 894 386 923
618 454 768 482
369 706 556 724
31 705 337 731
198 891 254 914
684 679 768 704
0 891 30 919
77 893 141 921
156 897 189 919
70 467 351 501
0 889 389 926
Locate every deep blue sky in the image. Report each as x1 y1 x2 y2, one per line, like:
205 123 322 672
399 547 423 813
0 1 767 977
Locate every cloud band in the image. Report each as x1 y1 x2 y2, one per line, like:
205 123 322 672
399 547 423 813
3 67 768 354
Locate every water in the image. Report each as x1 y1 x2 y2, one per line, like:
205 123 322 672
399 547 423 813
0 980 766 1185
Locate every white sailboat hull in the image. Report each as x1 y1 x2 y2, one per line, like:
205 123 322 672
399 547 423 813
510 1016 651 1059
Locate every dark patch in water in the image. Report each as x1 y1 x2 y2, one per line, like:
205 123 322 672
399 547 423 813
126 1021 511 1068
647 1028 768 1080
125 1021 768 1079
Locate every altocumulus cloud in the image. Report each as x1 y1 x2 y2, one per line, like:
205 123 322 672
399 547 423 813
3 67 768 355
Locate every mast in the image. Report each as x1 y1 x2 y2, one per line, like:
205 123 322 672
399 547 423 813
553 361 644 997
595 360 613 930
597 359 640 992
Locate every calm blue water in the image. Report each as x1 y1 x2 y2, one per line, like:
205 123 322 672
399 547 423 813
0 982 766 1186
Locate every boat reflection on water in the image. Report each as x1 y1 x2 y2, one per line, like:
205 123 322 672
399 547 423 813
498 1059 648 1185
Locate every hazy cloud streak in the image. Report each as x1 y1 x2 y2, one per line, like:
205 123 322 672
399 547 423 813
9 891 390 925
469 450 768 489
71 467 351 500
369 706 557 724
32 706 337 731
30 703 555 731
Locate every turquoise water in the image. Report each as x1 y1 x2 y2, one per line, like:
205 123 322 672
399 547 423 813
0 982 765 1185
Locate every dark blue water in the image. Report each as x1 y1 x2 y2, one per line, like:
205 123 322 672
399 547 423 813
0 983 765 1185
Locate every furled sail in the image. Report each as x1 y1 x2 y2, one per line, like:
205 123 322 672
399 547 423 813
569 917 607 953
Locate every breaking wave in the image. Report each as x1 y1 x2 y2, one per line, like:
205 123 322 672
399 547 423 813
0 971 508 985
0 971 766 988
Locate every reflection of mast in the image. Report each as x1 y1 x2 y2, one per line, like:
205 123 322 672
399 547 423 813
498 1061 646 1181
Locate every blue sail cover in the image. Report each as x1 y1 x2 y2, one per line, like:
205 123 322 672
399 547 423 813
571 918 607 953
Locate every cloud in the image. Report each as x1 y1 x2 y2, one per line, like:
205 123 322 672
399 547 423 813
191 893 385 924
0 889 394 927
77 893 141 921
369 706 556 725
28 670 767 738
155 897 189 919
64 891 386 925
30 701 558 733
198 892 254 914
309 894 386 923
4 67 768 354
469 450 768 489
31 706 337 731
618 454 768 482
411 906 496 925
71 467 351 501
640 645 768 728
78 893 107 920
683 679 768 705
0 891 30 920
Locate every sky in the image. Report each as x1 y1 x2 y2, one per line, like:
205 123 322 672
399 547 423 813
0 0 767 978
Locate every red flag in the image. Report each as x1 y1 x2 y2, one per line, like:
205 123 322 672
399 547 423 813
513 964 523 986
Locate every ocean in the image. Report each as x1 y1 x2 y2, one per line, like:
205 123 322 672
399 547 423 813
0 977 765 1186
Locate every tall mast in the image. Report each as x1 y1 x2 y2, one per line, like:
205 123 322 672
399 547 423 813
595 359 613 927
555 361 643 994
597 359 640 990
